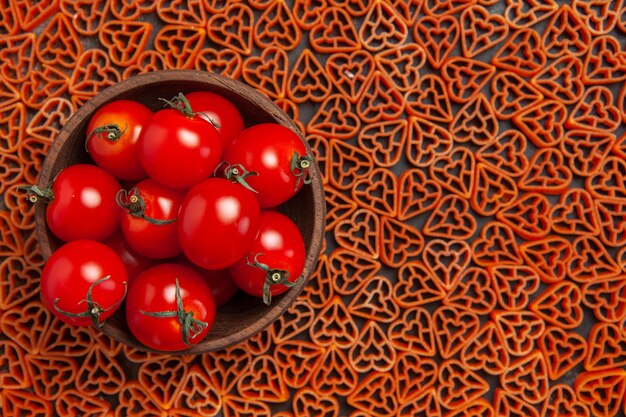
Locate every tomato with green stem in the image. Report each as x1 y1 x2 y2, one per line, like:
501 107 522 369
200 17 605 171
228 210 306 305
41 239 128 327
185 91 245 147
21 164 121 242
125 263 216 352
177 173 261 270
222 123 314 208
86 99 152 181
138 93 222 190
116 178 184 259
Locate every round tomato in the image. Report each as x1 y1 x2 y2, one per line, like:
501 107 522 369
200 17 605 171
177 177 261 270
125 263 216 352
41 239 128 327
228 210 306 305
116 178 184 259
103 231 157 284
23 164 121 242
138 93 222 189
196 267 239 308
222 123 313 208
185 91 244 147
86 99 152 181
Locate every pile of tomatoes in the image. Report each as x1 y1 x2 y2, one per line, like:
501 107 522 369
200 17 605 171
27 91 312 352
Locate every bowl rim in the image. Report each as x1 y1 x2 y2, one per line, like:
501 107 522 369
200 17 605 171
35 69 326 354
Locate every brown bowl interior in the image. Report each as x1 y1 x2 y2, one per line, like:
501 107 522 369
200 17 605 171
35 70 325 354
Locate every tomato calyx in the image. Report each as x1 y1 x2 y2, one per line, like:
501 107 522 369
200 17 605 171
116 188 176 225
18 184 55 203
159 93 220 129
216 161 258 193
290 152 314 190
52 275 127 328
139 277 208 346
246 253 303 305
86 123 128 148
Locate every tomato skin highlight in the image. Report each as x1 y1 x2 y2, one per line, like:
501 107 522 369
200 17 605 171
223 123 310 208
118 178 185 259
138 108 223 189
125 263 216 352
228 210 306 302
86 99 153 181
177 177 261 270
41 239 128 327
185 91 245 147
45 164 122 242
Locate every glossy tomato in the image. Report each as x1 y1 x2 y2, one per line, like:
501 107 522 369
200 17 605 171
41 239 128 327
228 210 305 305
24 164 121 242
138 93 222 189
125 263 216 352
177 177 261 270
116 178 184 259
222 123 313 208
197 267 239 308
103 231 157 284
86 99 152 181
186 91 245 147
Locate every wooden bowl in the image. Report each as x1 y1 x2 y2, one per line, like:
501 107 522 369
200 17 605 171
35 70 326 354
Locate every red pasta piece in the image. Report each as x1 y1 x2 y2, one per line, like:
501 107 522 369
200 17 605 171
551 188 600 236
271 299 315 343
500 351 549 404
56 389 112 417
0 340 30 389
348 274 400 323
450 94 498 146
512 100 567 148
334 208 379 257
222 395 271 417
503 0 558 28
0 256 40 310
358 0 408 51
538 326 588 380
237 356 289 403
397 389 442 417
287 49 331 104
379 215 424 268
497 192 553 239
98 21 152 67
387 306 436 356
471 221 522 267
35 13 82 68
309 7 361 53
438 359 490 410
460 321 509 375
2 389 53 417
201 345 252 394
583 35 626 84
69 49 121 98
0 33 36 84
568 86 621 132
328 140 373 190
561 129 615 178
541 384 591 417
582 276 626 322
207 3 253 55
520 236 572 283
347 372 398 416
374 44 425 92
14 0 60 31
358 119 407 168
595 199 626 247
328 247 380 296
406 117 454 168
423 194 477 239
351 168 397 216
122 50 168 79
476 130 529 177
585 322 626 371
310 345 358 396
25 354 78 400
531 54 585 104
490 71 543 120
432 306 480 359
575 369 626 417
442 57 495 103
423 239 471 291
568 235 621 283
309 95 360 140
356 71 404 124
491 28 547 77
348 320 396 373
325 50 374 102
309 296 358 348
492 310 545 356
254 0 301 51
490 265 540 310
530 281 584 329
274 340 324 389
445 267 497 314
405 74 453 122
460 4 508 57
0 300 51 353
77 348 126 396
392 261 446 310
292 389 338 417
324 188 357 231
542 4 591 58
394 351 438 403
471 163 518 216
173 365 221 416
429 147 475 198
414 15 460 69
397 168 442 220
422 0 477 17
586 156 626 201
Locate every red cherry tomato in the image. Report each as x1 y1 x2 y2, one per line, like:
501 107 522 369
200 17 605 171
228 210 306 305
222 123 313 208
125 263 216 352
86 99 153 181
41 240 128 327
138 93 222 189
24 164 121 242
185 91 245 147
197 268 239 308
177 177 261 270
116 178 185 259
102 231 157 284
